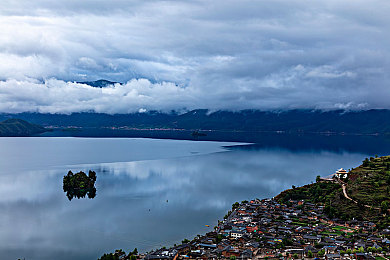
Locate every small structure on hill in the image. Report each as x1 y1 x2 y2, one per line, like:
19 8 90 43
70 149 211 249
334 168 349 180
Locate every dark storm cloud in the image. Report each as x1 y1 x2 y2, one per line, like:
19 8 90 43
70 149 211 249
0 0 389 113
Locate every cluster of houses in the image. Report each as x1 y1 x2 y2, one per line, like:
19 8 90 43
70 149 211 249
140 198 390 260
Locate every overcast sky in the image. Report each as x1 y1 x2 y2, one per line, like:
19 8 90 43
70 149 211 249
0 0 389 113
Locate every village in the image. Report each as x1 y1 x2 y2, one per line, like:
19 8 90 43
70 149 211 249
139 198 390 260
136 168 390 260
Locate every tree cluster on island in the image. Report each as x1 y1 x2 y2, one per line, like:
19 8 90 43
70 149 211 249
63 170 97 201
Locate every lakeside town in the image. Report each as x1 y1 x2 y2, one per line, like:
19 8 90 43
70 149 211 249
104 168 390 260
139 199 390 260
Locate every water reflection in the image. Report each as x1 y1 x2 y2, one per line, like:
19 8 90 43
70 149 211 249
0 137 382 260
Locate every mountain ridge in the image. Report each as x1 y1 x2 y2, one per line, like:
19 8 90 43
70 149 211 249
0 118 47 136
1 109 390 135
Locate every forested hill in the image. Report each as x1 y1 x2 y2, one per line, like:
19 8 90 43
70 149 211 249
276 155 390 229
0 119 47 136
1 109 390 134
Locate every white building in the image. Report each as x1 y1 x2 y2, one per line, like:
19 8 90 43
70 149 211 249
334 168 348 179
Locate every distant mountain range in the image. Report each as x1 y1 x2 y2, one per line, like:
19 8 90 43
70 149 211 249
0 119 47 136
1 109 390 135
78 79 119 88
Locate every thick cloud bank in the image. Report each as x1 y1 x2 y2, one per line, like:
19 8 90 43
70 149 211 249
0 0 389 113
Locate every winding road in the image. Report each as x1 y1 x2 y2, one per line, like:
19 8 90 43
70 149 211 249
341 183 380 210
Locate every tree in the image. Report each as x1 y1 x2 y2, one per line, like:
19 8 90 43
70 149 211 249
381 201 389 213
230 256 236 260
293 253 298 259
232 202 240 210
215 234 224 244
316 175 321 182
98 253 119 260
63 170 97 200
89 170 97 182
363 158 370 167
318 249 325 257
307 250 313 258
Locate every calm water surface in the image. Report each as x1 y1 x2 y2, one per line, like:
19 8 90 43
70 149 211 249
0 136 388 260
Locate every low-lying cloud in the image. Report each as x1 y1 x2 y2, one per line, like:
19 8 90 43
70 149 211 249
0 0 389 113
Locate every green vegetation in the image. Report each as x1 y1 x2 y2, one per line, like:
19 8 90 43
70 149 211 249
278 181 341 204
276 155 390 228
182 238 190 244
232 202 240 210
98 253 119 260
63 170 97 201
0 118 47 136
98 249 138 260
215 234 224 244
348 156 390 207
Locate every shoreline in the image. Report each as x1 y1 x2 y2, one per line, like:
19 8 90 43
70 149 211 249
102 156 390 260
110 194 389 260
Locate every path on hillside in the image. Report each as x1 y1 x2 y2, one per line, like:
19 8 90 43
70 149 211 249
341 183 381 210
378 254 390 260
342 184 355 202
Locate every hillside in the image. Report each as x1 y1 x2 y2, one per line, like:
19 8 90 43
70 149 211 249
276 156 390 229
1 109 390 134
0 119 47 136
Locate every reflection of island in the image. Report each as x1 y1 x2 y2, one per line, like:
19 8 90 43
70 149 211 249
63 170 97 201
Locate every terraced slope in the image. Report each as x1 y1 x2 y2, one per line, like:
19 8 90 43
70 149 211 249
276 156 390 229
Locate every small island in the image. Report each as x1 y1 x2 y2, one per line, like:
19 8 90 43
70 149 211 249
63 170 97 201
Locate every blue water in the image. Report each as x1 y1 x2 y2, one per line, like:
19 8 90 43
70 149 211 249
0 136 387 260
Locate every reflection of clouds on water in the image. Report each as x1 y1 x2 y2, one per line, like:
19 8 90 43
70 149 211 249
86 149 367 210
0 137 241 174
0 169 61 202
0 141 369 260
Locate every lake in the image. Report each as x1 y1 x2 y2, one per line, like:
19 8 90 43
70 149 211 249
0 135 389 259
